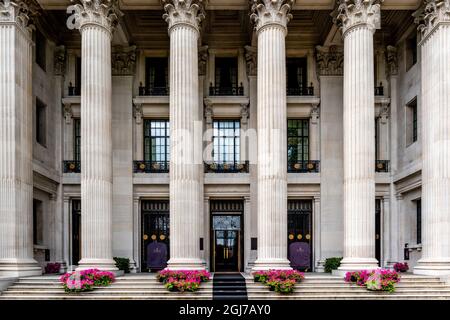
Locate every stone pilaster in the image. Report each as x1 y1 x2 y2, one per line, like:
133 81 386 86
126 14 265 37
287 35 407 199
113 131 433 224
162 0 205 270
414 0 450 275
335 0 382 273
250 0 293 270
0 0 42 277
68 0 119 271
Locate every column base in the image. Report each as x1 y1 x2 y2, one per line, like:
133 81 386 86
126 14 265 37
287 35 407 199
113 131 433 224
0 258 42 277
76 258 119 272
166 258 205 270
252 258 292 272
335 257 379 277
414 258 450 276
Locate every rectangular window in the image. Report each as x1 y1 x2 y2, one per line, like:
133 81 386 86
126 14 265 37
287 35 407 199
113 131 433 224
73 118 81 161
36 98 47 147
286 58 307 90
287 119 309 164
145 57 168 91
406 33 417 71
35 30 46 71
144 120 170 166
406 97 418 145
416 199 422 245
212 120 240 164
33 199 43 245
215 57 238 88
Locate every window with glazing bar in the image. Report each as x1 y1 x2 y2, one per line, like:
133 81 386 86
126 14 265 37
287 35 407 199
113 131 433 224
145 58 168 93
287 119 309 163
212 120 240 163
286 58 307 90
73 118 81 161
215 57 238 88
144 120 170 165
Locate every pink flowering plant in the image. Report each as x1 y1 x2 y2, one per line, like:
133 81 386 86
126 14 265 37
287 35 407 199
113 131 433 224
60 269 115 293
253 270 305 294
157 270 210 293
393 262 409 273
345 269 400 293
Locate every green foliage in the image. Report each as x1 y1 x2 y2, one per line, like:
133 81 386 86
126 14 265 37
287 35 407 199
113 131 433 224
113 257 130 273
324 257 343 273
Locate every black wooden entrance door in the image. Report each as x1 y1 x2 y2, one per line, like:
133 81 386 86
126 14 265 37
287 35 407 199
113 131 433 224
287 200 313 271
141 200 170 272
71 199 81 265
375 199 381 266
214 228 239 272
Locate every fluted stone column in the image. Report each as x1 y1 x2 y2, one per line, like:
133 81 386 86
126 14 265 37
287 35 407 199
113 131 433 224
250 0 293 270
335 0 381 272
69 0 119 271
414 0 450 275
162 0 205 270
0 0 41 277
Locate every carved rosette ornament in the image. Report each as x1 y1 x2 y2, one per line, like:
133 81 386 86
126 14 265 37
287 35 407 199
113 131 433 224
334 0 383 36
414 0 450 41
244 45 257 76
111 45 136 76
68 0 120 35
385 45 398 76
315 45 344 76
250 0 294 34
0 0 39 34
161 0 206 34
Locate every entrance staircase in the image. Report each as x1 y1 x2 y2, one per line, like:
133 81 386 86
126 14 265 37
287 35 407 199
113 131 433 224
1 273 450 300
245 273 450 300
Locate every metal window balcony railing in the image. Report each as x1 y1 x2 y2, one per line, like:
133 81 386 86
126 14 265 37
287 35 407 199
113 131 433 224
287 160 320 173
133 160 169 173
204 161 249 173
68 83 80 96
286 84 314 96
209 83 244 96
63 160 81 173
375 83 384 96
138 83 169 96
375 160 390 172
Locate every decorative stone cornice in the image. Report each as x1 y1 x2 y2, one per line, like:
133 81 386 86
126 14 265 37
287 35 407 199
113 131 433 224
249 0 294 34
203 99 213 125
334 0 382 36
414 0 450 42
198 45 208 76
385 45 398 76
240 103 249 125
63 103 73 124
67 0 121 35
161 0 206 34
0 0 39 34
244 45 257 76
315 45 344 76
111 45 136 76
54 45 66 76
133 103 142 124
310 105 320 124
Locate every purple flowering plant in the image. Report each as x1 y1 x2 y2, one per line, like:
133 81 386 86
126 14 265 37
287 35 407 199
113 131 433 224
393 262 409 273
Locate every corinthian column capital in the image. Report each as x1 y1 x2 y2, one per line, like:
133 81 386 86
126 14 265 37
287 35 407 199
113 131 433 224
334 0 383 35
0 0 39 34
414 0 450 41
161 0 206 34
67 0 120 35
250 0 294 34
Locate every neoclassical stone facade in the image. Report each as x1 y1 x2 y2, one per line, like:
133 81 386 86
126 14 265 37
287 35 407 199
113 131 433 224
1 0 450 277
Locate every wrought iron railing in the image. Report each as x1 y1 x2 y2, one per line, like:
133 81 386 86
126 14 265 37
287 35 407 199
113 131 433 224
133 160 169 173
286 84 314 96
138 83 169 96
63 160 81 173
287 160 320 173
68 82 80 96
375 83 384 96
375 160 390 172
209 83 244 96
204 161 249 173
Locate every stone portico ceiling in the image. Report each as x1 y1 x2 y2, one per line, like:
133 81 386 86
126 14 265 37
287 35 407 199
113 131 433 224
37 0 421 10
